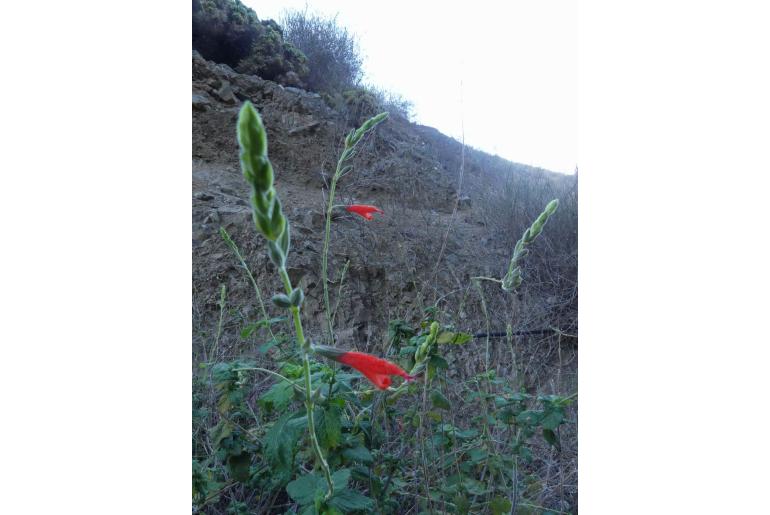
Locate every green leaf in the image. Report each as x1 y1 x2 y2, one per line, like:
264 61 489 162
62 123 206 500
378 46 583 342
453 494 471 515
226 452 251 483
462 477 488 496
319 405 343 450
264 411 305 484
453 428 479 440
429 355 449 370
467 447 487 464
211 420 233 447
542 428 561 450
516 410 544 427
258 338 280 354
342 445 373 464
436 330 473 345
388 319 416 343
286 473 322 505
399 346 416 357
327 488 375 512
258 379 295 412
489 495 513 515
540 407 565 430
331 468 351 490
430 389 451 410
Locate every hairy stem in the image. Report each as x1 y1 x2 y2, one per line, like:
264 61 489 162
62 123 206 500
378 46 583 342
278 266 334 499
220 227 276 342
321 157 345 344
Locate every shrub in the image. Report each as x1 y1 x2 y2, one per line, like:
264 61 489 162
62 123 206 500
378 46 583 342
280 9 363 93
192 0 308 86
321 86 414 127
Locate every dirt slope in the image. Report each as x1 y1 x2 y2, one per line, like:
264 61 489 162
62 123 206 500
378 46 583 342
192 50 576 369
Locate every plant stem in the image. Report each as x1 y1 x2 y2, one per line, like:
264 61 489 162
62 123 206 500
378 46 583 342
321 162 342 344
210 284 227 359
220 227 276 342
278 265 334 499
231 367 305 393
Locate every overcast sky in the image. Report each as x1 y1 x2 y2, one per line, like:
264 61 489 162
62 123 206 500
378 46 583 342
243 0 576 174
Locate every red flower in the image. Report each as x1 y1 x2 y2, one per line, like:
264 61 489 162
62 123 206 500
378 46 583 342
345 204 384 221
313 344 415 389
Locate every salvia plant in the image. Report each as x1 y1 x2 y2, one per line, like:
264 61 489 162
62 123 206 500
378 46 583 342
192 101 575 514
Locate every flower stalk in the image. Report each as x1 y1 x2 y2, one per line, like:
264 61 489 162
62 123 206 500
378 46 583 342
321 113 389 343
236 101 333 499
501 199 559 292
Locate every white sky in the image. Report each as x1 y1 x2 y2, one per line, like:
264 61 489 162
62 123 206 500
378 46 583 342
243 0 576 174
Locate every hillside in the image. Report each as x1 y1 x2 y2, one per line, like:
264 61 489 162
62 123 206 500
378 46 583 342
192 48 577 512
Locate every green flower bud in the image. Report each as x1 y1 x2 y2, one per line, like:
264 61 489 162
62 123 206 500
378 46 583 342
278 222 290 257
271 293 292 308
267 240 285 268
289 287 304 307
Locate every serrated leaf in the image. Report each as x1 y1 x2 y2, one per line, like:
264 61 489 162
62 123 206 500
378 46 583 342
516 410 544 426
342 445 373 464
454 493 471 515
319 405 342 449
258 379 295 412
227 452 251 483
259 338 280 354
429 355 449 370
286 473 322 505
211 420 233 447
430 389 451 410
489 495 513 515
399 345 416 356
453 428 479 440
467 447 487 464
542 428 561 450
331 468 351 490
462 477 488 496
264 411 305 484
327 488 375 512
540 407 565 430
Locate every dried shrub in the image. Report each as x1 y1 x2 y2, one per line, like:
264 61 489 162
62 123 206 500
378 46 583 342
280 9 363 93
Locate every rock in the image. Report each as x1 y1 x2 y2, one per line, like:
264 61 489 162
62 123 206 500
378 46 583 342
215 81 237 104
194 191 214 201
303 210 325 230
216 206 251 225
288 120 320 136
192 93 212 112
205 210 220 224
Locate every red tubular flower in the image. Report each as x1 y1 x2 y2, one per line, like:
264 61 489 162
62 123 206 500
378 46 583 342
313 344 415 389
345 204 384 221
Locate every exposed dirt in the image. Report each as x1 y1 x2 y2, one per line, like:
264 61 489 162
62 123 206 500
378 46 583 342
193 49 573 350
